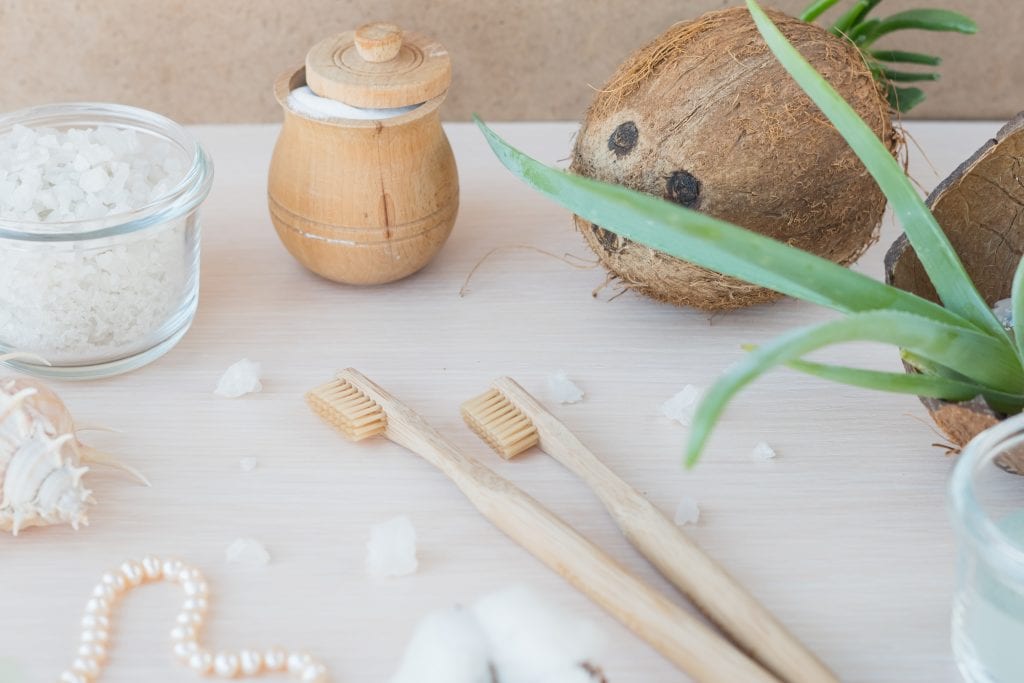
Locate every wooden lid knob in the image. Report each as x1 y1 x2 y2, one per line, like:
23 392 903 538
354 23 402 62
305 26 451 109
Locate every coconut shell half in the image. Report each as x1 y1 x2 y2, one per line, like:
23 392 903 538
885 113 1024 467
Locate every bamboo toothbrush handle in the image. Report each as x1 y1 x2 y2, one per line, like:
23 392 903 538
529 418 838 683
390 430 780 682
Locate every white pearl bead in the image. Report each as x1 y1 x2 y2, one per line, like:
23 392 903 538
238 649 263 675
77 642 107 664
101 571 127 593
213 651 240 677
71 656 100 678
177 566 202 583
263 647 287 670
84 597 112 618
287 652 313 674
81 614 110 631
173 640 199 660
175 610 203 627
170 624 197 642
141 555 163 580
80 628 109 645
188 650 214 673
300 662 328 683
119 560 144 587
162 558 184 579
182 596 208 614
91 582 118 602
182 579 209 597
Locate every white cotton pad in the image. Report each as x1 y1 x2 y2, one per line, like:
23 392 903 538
287 86 421 121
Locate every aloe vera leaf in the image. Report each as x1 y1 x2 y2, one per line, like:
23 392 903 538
847 18 881 43
475 117 976 331
871 49 942 66
782 358 1024 407
877 68 940 83
801 0 843 22
746 0 1004 339
861 9 978 46
1012 256 1024 361
832 0 883 35
686 310 1024 465
884 84 926 113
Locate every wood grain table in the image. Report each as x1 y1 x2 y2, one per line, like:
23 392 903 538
0 120 1002 683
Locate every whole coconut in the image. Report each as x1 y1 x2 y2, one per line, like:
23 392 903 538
571 7 898 310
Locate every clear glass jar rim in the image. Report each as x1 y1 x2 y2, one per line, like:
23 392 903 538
949 412 1024 575
0 102 213 242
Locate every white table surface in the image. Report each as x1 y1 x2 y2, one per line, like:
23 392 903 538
0 120 1005 683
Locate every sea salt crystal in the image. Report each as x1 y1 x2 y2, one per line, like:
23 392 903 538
288 86 421 121
547 371 584 404
225 538 271 567
750 441 777 461
662 385 704 427
239 457 258 472
0 124 192 362
674 497 700 526
366 516 418 579
994 298 1014 329
214 359 263 398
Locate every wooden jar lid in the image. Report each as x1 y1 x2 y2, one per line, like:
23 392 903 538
305 23 451 109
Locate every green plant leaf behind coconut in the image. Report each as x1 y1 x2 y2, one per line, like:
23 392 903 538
871 49 942 66
800 0 844 23
1012 256 1024 361
746 0 1003 340
859 9 977 47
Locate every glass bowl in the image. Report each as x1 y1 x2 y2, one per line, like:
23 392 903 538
0 103 213 379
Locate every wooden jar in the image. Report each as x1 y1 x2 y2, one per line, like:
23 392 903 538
268 23 459 285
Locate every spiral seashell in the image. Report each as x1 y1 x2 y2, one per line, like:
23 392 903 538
0 354 147 535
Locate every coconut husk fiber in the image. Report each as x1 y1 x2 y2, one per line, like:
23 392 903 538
571 6 897 311
886 113 1024 471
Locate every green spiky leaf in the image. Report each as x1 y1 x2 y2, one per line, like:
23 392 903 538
871 49 942 66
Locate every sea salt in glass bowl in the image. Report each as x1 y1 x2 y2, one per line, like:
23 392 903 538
0 103 213 379
950 414 1024 682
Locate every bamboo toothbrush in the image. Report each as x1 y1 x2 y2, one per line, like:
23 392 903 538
461 377 838 683
307 369 780 683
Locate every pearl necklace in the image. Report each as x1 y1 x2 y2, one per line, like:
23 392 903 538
59 556 328 683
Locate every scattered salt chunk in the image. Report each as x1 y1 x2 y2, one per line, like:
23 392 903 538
225 538 271 567
750 441 777 461
239 457 258 472
994 298 1014 329
366 516 418 579
214 359 263 398
673 497 700 526
662 385 703 426
388 607 491 683
547 371 584 404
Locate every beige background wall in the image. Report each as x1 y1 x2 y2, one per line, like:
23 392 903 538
0 0 1018 123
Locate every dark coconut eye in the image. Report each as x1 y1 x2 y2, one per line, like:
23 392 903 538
608 121 638 157
665 170 701 209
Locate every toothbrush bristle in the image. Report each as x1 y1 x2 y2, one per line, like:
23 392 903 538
307 376 387 441
461 388 539 459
